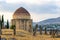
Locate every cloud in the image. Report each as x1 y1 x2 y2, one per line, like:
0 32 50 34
5 0 52 5
0 0 60 15
27 2 59 14
55 1 60 7
0 11 60 22
0 1 60 8
0 0 4 1
0 0 60 22
6 0 23 4
0 1 20 12
0 11 13 22
5 0 60 5
31 12 60 22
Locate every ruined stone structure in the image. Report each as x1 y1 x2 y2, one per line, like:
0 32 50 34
0 7 33 40
11 7 32 31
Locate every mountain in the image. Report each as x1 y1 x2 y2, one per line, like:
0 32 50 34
38 17 60 25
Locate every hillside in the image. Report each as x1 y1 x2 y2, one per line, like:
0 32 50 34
38 17 60 25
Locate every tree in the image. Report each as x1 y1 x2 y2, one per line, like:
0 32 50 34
52 29 55 38
1 15 4 29
45 27 47 34
39 25 42 35
0 16 1 26
6 20 9 29
49 29 52 35
2 15 4 23
14 25 16 35
10 25 16 35
0 21 2 29
10 25 15 29
0 19 1 29
33 24 38 36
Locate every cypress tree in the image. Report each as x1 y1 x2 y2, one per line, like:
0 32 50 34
49 29 52 35
2 15 4 23
45 27 47 34
10 25 16 35
6 20 9 29
10 25 15 29
33 24 38 36
1 15 4 29
14 25 16 35
52 29 55 38
0 17 1 35
0 19 1 29
39 25 42 35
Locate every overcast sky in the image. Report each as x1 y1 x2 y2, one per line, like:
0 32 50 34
0 0 60 22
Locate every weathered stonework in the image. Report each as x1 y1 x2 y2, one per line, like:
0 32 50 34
0 7 33 40
11 7 32 31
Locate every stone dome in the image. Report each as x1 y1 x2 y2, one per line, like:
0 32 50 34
13 7 30 19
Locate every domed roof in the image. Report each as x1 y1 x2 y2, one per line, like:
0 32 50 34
13 7 30 16
13 7 30 19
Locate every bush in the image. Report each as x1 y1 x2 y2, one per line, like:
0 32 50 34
10 25 15 29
